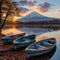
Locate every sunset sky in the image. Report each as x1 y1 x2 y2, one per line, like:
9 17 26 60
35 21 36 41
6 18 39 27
11 0 60 18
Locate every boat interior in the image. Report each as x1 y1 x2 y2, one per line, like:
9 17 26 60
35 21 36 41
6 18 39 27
28 38 56 50
15 35 35 42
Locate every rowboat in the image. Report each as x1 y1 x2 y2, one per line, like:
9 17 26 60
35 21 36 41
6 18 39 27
13 35 36 49
6 33 25 39
25 38 56 58
27 46 56 59
2 33 25 45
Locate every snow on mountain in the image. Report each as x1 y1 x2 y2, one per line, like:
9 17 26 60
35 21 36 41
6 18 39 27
18 11 59 22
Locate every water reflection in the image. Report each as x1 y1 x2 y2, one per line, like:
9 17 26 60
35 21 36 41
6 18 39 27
36 30 60 41
2 26 24 35
28 46 56 60
18 27 54 35
2 26 60 41
2 26 54 36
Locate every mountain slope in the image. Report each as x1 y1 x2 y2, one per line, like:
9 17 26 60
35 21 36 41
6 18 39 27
19 11 59 22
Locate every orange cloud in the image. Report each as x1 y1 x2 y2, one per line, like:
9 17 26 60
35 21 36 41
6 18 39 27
20 7 53 17
39 2 52 12
33 7 52 14
56 8 60 13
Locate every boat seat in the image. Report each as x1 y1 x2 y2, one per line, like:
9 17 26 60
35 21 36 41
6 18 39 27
48 40 55 44
43 42 52 45
24 40 30 42
34 44 48 50
42 42 53 47
38 45 48 48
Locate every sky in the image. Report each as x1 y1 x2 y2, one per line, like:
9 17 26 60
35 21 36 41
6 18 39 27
11 0 60 18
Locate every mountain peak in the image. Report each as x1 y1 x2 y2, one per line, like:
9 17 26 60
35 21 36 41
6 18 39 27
25 11 45 18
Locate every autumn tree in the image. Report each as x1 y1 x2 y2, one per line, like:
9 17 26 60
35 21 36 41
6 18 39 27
0 0 20 34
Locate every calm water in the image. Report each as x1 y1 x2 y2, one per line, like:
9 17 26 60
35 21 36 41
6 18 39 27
2 27 60 60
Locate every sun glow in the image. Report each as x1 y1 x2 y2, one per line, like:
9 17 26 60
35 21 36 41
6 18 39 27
12 17 17 23
13 19 16 22
2 26 23 35
12 16 21 22
3 13 6 17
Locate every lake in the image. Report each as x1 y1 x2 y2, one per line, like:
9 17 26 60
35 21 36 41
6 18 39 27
2 26 60 60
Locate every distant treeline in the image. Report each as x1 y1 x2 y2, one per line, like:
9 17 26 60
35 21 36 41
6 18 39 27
22 20 60 25
5 20 60 25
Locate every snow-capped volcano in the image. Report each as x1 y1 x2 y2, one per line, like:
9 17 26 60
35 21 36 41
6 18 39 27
19 11 58 22
24 11 45 17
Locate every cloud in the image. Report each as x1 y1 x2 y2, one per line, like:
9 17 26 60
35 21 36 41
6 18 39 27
39 2 52 12
19 0 37 6
27 1 37 6
11 0 54 14
12 1 53 13
56 8 60 13
33 7 52 14
18 7 29 12
19 0 27 6
27 0 37 6
18 2 53 15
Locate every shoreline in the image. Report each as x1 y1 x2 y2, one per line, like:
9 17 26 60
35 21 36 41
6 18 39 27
3 25 60 29
0 26 60 60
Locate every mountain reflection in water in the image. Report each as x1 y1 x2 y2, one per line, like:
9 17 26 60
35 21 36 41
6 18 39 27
2 27 54 36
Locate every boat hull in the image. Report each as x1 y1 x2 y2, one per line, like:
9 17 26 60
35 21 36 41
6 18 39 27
13 35 36 49
25 38 56 58
14 40 35 49
2 33 25 45
26 44 56 58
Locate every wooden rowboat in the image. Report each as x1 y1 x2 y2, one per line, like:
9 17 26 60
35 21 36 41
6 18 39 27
13 35 36 49
25 38 56 58
2 33 25 45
